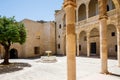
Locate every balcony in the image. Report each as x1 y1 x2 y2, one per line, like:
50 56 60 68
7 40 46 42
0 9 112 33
77 9 116 27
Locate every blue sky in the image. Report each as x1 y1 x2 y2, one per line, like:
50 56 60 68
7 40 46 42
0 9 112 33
0 0 63 21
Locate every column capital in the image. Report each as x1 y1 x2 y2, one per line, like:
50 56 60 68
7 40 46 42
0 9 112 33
98 0 108 20
63 0 76 8
87 32 90 36
99 15 108 20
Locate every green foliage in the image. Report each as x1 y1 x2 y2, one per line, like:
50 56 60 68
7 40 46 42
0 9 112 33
0 16 26 47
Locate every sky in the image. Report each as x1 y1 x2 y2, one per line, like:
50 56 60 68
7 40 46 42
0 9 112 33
0 0 64 21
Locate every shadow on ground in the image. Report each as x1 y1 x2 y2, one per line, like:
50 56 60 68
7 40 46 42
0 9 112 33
0 63 31 74
110 73 120 77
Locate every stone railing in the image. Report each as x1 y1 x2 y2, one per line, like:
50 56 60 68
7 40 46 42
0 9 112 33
77 9 116 27
77 15 99 28
77 19 87 26
87 15 99 24
107 9 116 17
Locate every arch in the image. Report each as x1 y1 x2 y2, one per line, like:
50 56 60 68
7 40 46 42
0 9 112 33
107 0 115 11
90 28 99 37
111 0 120 9
89 28 100 56
78 4 86 21
10 48 18 59
88 0 99 18
107 24 117 59
79 31 87 56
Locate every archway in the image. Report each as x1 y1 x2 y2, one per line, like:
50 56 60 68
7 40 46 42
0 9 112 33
88 0 99 18
78 4 86 21
10 48 18 59
111 0 120 9
79 31 87 56
107 24 117 59
90 28 100 56
107 0 115 11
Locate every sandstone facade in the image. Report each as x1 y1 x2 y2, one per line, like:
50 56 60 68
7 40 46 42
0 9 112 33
0 19 56 58
0 0 119 59
55 0 120 58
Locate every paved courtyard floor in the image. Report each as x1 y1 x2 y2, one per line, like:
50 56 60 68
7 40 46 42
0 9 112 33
0 56 120 80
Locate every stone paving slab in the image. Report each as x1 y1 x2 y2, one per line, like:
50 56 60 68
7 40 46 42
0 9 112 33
0 57 120 80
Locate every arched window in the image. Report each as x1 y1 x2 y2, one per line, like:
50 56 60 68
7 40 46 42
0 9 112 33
107 5 110 11
59 24 61 29
107 0 115 11
88 0 99 18
78 4 86 21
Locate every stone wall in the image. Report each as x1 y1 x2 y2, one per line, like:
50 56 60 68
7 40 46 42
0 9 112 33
55 0 118 58
0 19 56 58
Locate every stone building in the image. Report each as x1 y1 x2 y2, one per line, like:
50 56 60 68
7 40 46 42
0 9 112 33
55 0 120 58
0 19 56 58
0 0 119 59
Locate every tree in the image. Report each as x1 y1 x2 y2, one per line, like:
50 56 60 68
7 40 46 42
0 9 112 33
0 16 26 64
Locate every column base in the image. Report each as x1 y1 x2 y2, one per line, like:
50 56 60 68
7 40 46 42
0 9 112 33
118 65 120 67
77 54 80 56
87 55 90 57
100 71 110 75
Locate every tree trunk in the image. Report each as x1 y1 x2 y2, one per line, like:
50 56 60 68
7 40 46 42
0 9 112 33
2 46 10 65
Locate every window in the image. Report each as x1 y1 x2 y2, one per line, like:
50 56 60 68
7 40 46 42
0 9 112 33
111 32 115 36
58 44 60 49
107 5 109 11
115 45 117 52
34 47 40 54
58 35 60 38
84 36 87 41
79 45 81 51
59 24 61 29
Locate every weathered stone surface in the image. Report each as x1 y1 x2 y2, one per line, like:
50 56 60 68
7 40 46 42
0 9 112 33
40 56 57 63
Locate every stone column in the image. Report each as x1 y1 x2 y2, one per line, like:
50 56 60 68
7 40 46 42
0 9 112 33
87 33 90 57
98 0 109 74
117 28 120 67
77 33 80 56
63 0 76 80
117 9 120 67
76 6 79 25
86 2 89 20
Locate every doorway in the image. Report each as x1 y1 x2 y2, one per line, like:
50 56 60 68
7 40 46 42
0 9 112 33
10 48 18 59
90 42 96 55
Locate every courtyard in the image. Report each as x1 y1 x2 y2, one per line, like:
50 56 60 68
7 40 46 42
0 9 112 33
0 57 120 80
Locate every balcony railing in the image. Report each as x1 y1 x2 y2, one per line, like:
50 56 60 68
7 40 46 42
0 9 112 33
77 9 116 27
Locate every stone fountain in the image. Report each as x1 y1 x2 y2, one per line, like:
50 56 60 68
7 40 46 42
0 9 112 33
40 51 57 63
